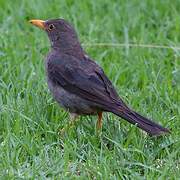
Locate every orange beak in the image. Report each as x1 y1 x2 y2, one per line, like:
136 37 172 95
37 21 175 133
29 20 45 29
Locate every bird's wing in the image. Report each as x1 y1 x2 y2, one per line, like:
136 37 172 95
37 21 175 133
47 54 125 110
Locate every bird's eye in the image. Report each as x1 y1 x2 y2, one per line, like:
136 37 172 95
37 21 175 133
48 24 55 30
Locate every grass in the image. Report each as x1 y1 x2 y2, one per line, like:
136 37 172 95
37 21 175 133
0 0 179 179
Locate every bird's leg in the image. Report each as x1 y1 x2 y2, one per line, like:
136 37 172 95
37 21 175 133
61 113 77 132
97 112 103 136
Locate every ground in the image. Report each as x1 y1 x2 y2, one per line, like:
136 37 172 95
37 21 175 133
0 0 179 179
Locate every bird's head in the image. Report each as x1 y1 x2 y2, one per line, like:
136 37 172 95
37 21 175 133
29 18 82 54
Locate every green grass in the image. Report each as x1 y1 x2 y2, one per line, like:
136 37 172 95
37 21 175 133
0 0 179 179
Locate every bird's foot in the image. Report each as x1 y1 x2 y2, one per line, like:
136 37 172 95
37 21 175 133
61 113 77 133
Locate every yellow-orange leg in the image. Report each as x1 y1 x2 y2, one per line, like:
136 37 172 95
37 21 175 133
62 113 77 132
98 112 103 136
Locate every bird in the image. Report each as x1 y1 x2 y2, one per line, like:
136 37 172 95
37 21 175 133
29 18 171 136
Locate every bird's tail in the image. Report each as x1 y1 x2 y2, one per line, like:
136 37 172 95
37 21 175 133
111 108 171 136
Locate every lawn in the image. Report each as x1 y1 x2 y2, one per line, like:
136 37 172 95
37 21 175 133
0 0 179 179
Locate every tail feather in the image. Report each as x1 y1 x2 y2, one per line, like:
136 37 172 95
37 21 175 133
111 108 171 136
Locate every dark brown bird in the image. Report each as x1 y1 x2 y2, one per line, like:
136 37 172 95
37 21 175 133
29 18 171 136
